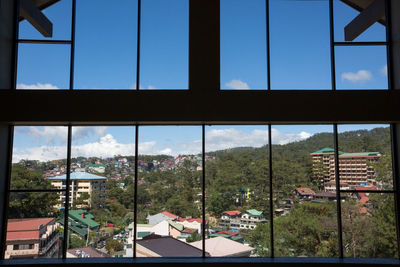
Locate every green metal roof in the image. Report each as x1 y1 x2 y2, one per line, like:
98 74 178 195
209 234 231 238
312 147 335 154
246 209 263 216
69 209 100 229
339 152 380 157
137 232 151 238
168 221 184 231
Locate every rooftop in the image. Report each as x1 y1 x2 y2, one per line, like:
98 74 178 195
6 218 54 241
67 247 109 258
223 210 241 216
191 236 255 257
246 209 263 216
161 211 178 219
339 152 380 157
69 210 100 228
137 236 206 257
49 171 106 180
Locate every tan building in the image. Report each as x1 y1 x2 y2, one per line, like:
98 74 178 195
49 171 106 208
311 148 380 191
5 218 60 259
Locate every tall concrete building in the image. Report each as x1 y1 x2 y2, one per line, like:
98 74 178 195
311 148 381 191
49 172 106 208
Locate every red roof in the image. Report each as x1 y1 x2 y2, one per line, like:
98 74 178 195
183 228 197 234
178 218 208 225
296 187 315 195
216 230 239 236
355 186 377 191
7 230 38 241
7 218 53 231
223 210 241 216
161 211 178 219
6 218 54 241
359 196 370 205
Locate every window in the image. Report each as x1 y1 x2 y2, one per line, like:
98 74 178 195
0 0 399 265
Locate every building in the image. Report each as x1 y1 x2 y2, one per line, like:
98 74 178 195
219 210 241 230
136 235 207 257
311 148 381 191
5 218 60 259
87 164 106 174
49 172 106 208
294 187 316 200
59 210 100 240
146 211 178 225
191 236 255 257
240 209 266 230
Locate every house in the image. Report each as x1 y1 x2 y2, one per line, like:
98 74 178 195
59 210 99 239
191 236 255 257
136 235 207 257
294 187 316 200
146 211 178 225
177 218 207 234
220 210 241 229
5 218 60 259
240 209 266 230
87 164 106 173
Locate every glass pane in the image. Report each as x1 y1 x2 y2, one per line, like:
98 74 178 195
272 125 338 257
205 126 269 257
136 126 203 257
270 0 331 90
335 46 388 90
5 192 63 259
334 0 386 42
19 0 72 41
11 126 68 190
140 0 188 90
341 193 397 258
337 124 393 190
221 0 267 90
17 44 70 89
74 0 138 89
67 126 135 257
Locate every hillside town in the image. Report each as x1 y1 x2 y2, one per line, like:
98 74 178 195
6 145 389 258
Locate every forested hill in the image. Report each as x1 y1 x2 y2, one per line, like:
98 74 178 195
208 127 391 161
205 127 391 214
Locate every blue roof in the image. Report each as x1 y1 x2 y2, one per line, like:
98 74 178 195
48 171 106 180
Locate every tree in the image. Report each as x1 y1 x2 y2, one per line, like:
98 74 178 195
72 192 90 209
186 232 201 243
69 235 86 249
9 165 59 218
105 239 123 254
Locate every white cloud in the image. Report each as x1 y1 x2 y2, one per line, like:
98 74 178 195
17 83 60 90
16 126 108 145
12 128 313 162
381 65 388 77
146 85 157 90
270 129 312 145
341 70 372 83
225 80 250 90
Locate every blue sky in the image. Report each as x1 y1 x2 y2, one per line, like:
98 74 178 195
12 0 390 161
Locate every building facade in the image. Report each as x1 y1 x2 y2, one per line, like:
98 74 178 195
5 218 60 259
49 172 106 208
311 148 381 191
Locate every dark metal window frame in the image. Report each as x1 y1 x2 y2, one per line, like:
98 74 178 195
1 0 400 265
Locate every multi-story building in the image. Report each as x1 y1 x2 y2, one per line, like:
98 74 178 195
49 172 106 208
5 218 60 259
219 210 242 230
311 148 381 191
239 209 266 230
